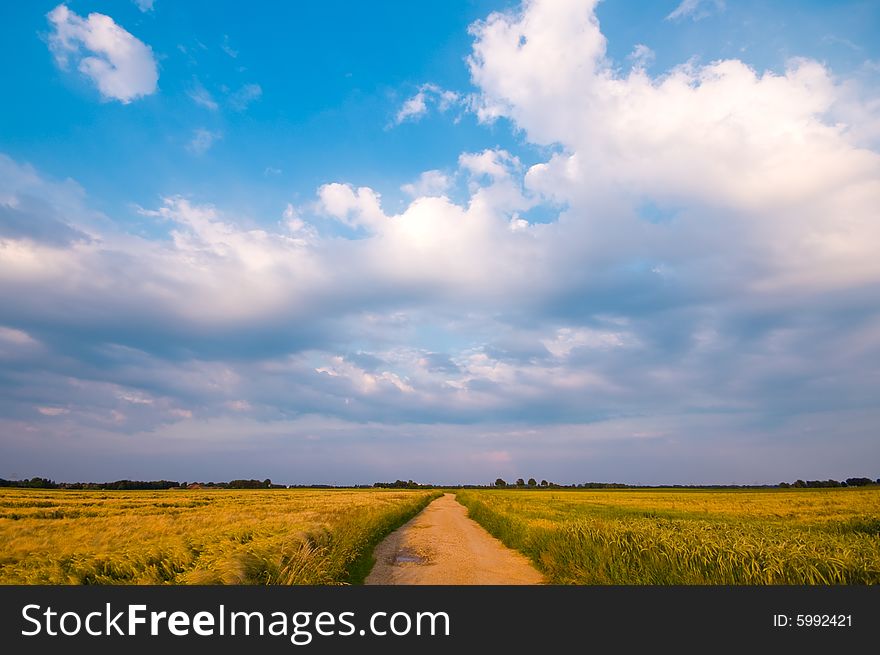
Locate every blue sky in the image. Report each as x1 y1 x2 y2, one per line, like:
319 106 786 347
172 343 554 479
1 0 879 485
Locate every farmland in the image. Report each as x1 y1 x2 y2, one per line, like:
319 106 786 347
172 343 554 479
455 488 880 584
3 486 878 585
0 488 439 584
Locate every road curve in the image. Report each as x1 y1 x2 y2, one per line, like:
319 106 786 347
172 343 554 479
365 493 545 585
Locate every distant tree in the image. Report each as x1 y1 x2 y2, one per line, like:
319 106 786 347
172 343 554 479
778 482 791 488
263 478 272 488
527 478 537 487
27 477 57 489
515 478 525 487
494 478 507 487
540 479 548 487
373 479 427 489
845 477 874 487
793 479 806 488
804 479 842 488
228 479 267 489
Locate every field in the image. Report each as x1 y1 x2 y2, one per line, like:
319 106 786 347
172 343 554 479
456 488 880 584
3 486 878 585
0 488 439 584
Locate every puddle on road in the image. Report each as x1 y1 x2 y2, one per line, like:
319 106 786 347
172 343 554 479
391 549 428 566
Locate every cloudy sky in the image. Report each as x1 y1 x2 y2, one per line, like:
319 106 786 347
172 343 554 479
1 0 879 485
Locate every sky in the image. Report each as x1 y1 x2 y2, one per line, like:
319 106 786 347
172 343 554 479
1 0 879 486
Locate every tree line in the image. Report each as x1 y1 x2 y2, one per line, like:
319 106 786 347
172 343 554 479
373 480 435 489
0 477 285 490
491 476 880 489
492 478 630 488
778 478 876 488
2 476 877 490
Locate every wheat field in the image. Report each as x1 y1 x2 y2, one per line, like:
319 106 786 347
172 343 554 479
0 488 439 584
456 488 880 584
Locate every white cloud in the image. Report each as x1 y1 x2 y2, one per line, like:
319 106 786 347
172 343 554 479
821 35 862 53
229 83 262 111
395 91 428 123
117 390 154 405
0 325 42 360
628 44 655 69
458 149 533 214
46 4 158 104
316 356 414 394
666 0 725 22
401 170 451 198
317 183 387 230
542 327 634 358
469 0 880 294
280 204 314 244
438 89 460 110
0 326 38 347
133 0 154 12
37 407 69 416
394 84 462 124
188 80 218 110
459 149 520 180
221 35 238 58
187 128 221 155
508 216 529 232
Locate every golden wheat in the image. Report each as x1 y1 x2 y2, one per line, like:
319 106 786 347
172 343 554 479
0 488 438 584
456 488 880 584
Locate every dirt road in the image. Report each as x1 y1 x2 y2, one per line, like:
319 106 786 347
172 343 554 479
365 493 545 585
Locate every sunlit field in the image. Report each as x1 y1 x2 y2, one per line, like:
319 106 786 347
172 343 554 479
0 488 439 584
456 488 880 584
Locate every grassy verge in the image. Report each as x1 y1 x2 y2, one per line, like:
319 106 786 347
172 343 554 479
343 490 441 584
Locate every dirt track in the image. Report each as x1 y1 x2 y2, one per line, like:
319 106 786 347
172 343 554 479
365 493 545 585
